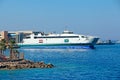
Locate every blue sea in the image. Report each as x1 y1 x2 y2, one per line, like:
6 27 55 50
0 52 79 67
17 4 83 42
0 44 120 80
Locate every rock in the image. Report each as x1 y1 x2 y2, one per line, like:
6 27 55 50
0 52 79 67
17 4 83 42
47 64 54 68
0 59 54 70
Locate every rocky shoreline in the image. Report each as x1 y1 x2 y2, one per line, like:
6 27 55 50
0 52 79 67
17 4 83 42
0 59 54 70
0 39 54 70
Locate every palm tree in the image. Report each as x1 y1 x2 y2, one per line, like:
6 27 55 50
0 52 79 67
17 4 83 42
0 41 3 54
0 39 6 55
0 39 7 61
8 39 21 60
8 39 16 60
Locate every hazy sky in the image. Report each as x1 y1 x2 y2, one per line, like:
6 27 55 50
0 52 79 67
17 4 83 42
0 0 120 40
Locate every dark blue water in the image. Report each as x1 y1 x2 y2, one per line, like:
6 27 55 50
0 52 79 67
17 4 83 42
0 44 120 80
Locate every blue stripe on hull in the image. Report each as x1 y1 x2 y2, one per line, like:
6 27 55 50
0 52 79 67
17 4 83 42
19 45 94 49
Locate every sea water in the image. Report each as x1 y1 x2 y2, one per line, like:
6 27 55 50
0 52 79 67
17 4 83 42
0 44 120 80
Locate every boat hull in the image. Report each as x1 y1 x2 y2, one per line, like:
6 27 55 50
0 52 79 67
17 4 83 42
18 43 95 49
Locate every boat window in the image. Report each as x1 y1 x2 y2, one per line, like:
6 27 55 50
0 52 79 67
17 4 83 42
26 37 30 39
81 36 88 38
34 37 38 39
81 36 85 38
62 32 73 34
62 30 73 34
34 36 79 38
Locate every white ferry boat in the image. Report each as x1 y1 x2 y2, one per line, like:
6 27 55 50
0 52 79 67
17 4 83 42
18 30 99 49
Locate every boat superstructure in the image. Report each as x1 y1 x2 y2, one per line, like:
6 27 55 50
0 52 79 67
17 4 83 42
18 30 99 49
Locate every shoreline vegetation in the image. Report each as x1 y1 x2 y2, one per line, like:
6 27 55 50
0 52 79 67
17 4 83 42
0 39 54 70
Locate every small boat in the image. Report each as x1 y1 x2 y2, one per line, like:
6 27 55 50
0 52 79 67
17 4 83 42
96 40 115 45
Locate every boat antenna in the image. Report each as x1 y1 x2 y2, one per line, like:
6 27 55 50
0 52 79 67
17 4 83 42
65 24 68 31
